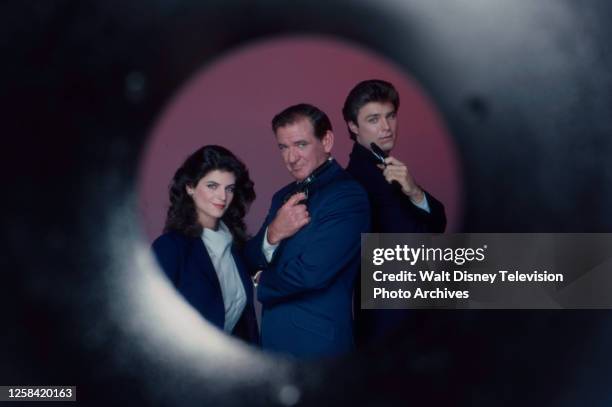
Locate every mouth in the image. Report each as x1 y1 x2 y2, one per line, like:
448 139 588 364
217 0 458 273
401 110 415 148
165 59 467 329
212 203 226 210
379 134 393 142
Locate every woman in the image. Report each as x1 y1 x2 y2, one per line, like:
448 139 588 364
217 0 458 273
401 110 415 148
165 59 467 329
152 145 258 343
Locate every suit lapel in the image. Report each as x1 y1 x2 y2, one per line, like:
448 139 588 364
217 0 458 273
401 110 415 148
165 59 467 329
190 237 223 300
231 245 253 304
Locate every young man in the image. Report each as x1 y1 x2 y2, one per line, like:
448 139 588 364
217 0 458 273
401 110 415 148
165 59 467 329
343 79 447 345
245 103 370 358
344 79 446 233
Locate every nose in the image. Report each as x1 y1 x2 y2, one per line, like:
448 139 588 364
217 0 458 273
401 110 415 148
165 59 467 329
216 188 226 202
381 117 390 131
286 147 299 164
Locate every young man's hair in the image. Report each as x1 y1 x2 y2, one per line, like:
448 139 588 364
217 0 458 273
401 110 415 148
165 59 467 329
272 103 332 140
342 79 400 140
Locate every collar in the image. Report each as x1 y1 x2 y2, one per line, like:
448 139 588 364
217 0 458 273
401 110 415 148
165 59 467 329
297 156 335 186
201 220 233 253
350 142 381 166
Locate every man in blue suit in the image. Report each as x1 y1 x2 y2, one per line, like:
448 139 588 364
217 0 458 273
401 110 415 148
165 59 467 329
245 104 370 358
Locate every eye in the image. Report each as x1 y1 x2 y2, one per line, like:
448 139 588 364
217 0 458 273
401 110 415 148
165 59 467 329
226 185 235 193
278 145 287 151
206 183 218 190
368 117 378 124
387 112 397 119
297 142 308 149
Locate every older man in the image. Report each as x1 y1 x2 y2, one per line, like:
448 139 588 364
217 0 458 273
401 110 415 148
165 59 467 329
245 103 370 358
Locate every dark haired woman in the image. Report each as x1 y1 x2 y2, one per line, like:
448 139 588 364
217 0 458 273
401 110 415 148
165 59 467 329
152 145 258 343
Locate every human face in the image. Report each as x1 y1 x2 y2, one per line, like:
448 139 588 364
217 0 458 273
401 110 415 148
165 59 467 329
349 101 398 153
275 117 334 182
186 169 236 229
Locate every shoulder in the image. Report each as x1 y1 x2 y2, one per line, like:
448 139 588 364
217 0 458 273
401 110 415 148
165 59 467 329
346 155 379 186
320 170 368 204
345 155 360 175
333 168 367 192
152 231 189 251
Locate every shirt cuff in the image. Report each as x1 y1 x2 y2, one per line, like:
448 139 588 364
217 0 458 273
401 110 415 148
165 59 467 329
411 193 431 213
262 227 279 262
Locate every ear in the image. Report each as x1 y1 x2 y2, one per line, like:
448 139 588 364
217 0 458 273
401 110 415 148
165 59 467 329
185 185 195 196
348 121 359 136
322 130 334 153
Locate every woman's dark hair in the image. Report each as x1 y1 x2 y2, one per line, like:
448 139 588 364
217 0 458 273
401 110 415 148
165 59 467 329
163 145 255 246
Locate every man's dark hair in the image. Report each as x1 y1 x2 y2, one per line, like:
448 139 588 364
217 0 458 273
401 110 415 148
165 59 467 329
342 79 400 140
272 103 332 140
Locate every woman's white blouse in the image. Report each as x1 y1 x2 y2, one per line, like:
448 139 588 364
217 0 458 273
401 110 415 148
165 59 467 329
201 221 246 333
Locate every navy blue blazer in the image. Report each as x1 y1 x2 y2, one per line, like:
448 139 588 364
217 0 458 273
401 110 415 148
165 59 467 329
346 142 446 346
244 159 370 358
152 231 258 343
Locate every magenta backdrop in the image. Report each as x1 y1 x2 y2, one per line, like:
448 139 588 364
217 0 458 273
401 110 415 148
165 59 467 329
138 36 463 241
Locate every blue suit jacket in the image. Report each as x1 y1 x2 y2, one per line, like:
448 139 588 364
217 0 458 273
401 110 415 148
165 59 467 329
152 231 258 343
245 160 370 358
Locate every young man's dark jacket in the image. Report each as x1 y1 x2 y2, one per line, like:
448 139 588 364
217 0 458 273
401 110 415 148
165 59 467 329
346 142 446 345
346 142 446 233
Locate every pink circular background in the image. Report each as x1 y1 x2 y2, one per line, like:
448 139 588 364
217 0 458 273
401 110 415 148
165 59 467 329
138 36 462 240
